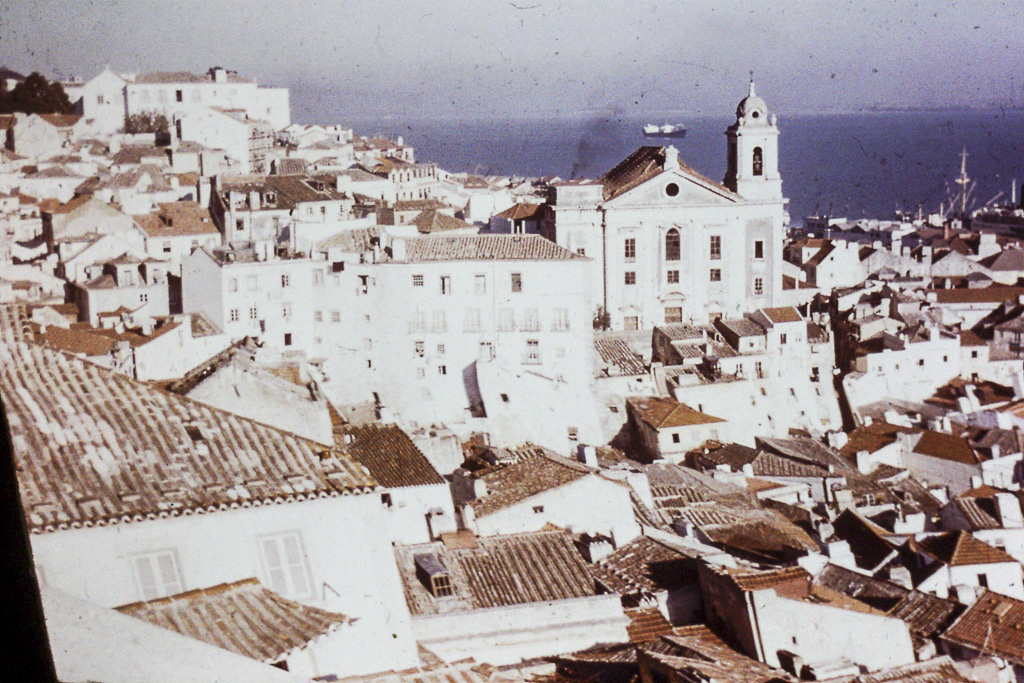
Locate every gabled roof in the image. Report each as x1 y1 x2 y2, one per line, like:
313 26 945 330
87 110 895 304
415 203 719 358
116 579 350 664
133 201 218 238
592 535 699 597
0 337 378 533
942 590 1024 666
468 446 594 517
980 247 1024 271
411 208 473 234
495 202 543 220
600 145 738 202
760 306 803 324
396 234 580 262
627 395 725 430
912 430 980 465
135 70 252 84
394 530 597 615
339 423 444 489
913 530 1017 566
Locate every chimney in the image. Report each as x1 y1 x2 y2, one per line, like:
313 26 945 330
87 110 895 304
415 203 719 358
210 66 227 84
198 177 212 207
672 517 696 538
578 444 598 468
392 238 407 261
248 190 260 211
965 384 981 412
664 145 680 171
994 493 1024 528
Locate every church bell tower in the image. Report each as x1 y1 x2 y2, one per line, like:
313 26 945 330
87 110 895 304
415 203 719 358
723 80 782 201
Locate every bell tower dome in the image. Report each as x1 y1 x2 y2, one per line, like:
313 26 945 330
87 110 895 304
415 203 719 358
723 79 782 201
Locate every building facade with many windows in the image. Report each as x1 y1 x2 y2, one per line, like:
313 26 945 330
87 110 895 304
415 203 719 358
542 83 787 330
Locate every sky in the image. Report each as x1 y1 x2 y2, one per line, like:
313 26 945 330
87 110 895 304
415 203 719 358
0 0 1021 120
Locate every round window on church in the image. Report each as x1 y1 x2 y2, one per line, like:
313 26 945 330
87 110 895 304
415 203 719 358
665 183 679 197
751 110 761 119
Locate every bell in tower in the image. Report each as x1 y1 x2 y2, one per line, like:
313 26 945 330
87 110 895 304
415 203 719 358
723 79 783 201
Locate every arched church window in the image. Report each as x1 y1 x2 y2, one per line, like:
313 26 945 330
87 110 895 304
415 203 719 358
665 228 681 262
753 147 763 176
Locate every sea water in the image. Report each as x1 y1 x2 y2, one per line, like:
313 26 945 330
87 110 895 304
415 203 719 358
321 109 1023 226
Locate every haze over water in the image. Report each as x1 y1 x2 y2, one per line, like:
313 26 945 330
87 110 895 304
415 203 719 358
330 108 1024 227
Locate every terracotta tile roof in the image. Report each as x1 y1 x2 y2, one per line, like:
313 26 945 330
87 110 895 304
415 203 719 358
394 531 597 615
34 326 116 357
839 421 918 460
627 395 725 429
411 208 473 234
37 114 82 128
852 656 975 682
495 203 543 220
339 423 444 488
760 306 803 324
641 625 795 683
600 146 738 202
469 447 593 517
135 70 252 84
942 590 1024 665
116 578 349 663
625 607 672 643
397 234 579 262
316 226 380 253
913 530 1018 566
133 201 218 238
1 341 378 533
887 590 965 643
912 430 981 465
592 535 698 597
594 337 646 376
927 285 1024 305
949 496 1003 531
219 174 348 209
831 509 898 570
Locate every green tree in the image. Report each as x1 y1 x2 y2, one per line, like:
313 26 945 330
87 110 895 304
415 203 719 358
0 72 74 115
122 112 169 134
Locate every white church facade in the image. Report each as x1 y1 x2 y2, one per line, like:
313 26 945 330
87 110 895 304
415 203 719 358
542 82 788 330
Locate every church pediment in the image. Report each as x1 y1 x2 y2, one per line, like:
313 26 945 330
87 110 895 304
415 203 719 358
603 167 739 208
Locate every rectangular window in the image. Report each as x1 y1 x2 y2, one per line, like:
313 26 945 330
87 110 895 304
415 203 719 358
511 273 522 293
624 238 636 261
432 310 447 332
464 308 482 333
229 278 238 292
314 310 323 323
175 89 183 102
438 365 447 375
568 427 579 441
499 308 515 331
576 248 586 256
672 433 681 444
475 274 486 295
624 316 639 331
480 341 495 361
415 341 425 357
249 306 258 320
437 343 446 355
331 311 341 323
281 274 290 287
140 293 149 303
412 274 424 287
523 308 540 332
754 277 764 296
710 235 721 260
780 333 788 345
710 269 721 282
665 307 683 324
229 309 239 322
754 240 764 259
162 241 172 254
259 532 313 599
440 276 451 295
625 271 637 285
314 270 324 286
282 303 292 320
284 333 292 346
553 308 570 332
133 550 184 601
667 270 680 284
525 339 541 364
246 275 258 291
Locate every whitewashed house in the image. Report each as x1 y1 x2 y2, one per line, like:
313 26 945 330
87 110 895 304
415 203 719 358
0 330 421 676
393 531 629 665
910 530 1024 600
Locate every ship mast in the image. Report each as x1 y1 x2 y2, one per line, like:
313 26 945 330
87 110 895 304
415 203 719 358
955 147 971 219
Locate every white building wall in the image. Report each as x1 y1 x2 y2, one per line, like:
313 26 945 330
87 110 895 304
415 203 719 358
384 483 458 546
410 595 629 665
31 494 420 675
750 589 916 671
471 475 640 546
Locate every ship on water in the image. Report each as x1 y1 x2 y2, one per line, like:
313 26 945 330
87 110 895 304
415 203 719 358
642 123 687 138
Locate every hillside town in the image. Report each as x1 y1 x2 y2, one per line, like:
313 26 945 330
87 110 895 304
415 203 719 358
2 66 1024 683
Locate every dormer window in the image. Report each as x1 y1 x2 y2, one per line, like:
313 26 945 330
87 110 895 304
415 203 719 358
414 553 453 598
263 191 277 204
